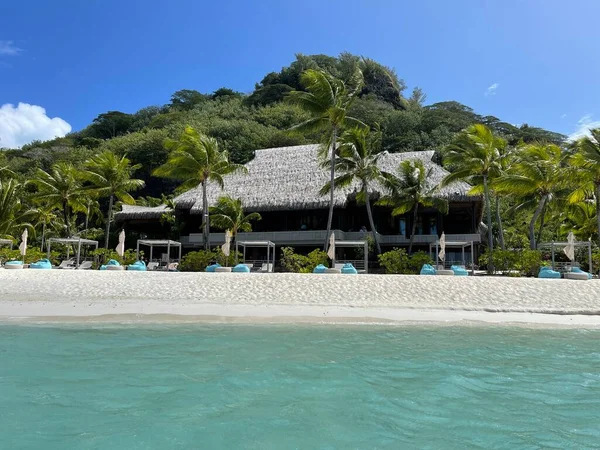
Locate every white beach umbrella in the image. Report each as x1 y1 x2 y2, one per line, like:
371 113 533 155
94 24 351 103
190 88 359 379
18 228 28 257
327 232 336 261
438 232 446 263
563 232 575 261
115 229 125 257
221 230 231 257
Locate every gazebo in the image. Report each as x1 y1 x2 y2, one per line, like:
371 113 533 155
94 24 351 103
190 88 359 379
46 238 99 268
0 239 13 250
538 240 593 273
330 240 369 274
429 240 476 274
136 239 182 266
236 240 276 272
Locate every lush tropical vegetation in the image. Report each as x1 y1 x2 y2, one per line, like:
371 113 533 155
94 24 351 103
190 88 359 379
2 52 600 274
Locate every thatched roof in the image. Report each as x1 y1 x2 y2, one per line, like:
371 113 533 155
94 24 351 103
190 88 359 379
173 144 475 214
114 204 171 221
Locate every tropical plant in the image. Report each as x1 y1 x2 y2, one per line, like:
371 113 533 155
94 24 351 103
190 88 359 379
560 201 597 241
496 143 565 249
0 178 34 239
287 68 365 250
280 247 329 273
378 159 448 254
569 128 600 245
442 124 506 271
153 127 245 250
209 196 261 257
32 205 57 251
83 151 144 249
320 127 386 253
30 162 86 238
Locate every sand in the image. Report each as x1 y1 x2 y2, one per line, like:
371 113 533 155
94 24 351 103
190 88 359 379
1 270 600 327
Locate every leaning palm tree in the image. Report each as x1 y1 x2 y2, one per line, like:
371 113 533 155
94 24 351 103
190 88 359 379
320 127 386 254
569 128 600 245
210 195 261 261
30 162 86 238
287 69 365 250
83 151 145 249
378 159 449 254
496 143 565 249
441 124 506 271
153 126 245 250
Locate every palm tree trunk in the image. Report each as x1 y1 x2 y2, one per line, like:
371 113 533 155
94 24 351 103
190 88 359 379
364 185 381 255
324 127 337 251
483 175 494 273
536 201 548 245
495 194 505 250
202 181 209 251
408 203 419 255
104 194 114 249
41 221 46 252
63 200 71 238
529 195 548 250
596 185 600 247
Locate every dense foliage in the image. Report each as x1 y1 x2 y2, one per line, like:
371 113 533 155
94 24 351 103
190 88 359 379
377 249 433 274
280 247 329 273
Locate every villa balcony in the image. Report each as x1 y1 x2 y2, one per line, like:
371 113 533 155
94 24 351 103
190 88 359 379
179 230 481 247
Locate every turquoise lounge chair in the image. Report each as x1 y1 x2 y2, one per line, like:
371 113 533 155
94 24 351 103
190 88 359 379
313 264 327 274
451 265 469 276
205 263 221 272
232 263 250 273
571 267 592 279
420 264 436 275
341 263 358 274
538 266 561 279
4 260 24 269
128 260 147 271
30 259 52 269
100 259 122 271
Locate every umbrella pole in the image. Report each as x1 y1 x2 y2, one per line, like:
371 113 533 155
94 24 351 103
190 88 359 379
76 240 81 269
551 244 555 270
167 242 171 269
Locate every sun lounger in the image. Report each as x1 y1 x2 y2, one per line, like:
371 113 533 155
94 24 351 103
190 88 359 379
77 261 93 270
538 267 561 278
147 262 159 271
56 259 75 269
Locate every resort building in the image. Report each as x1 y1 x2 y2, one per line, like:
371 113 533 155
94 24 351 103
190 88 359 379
115 144 482 260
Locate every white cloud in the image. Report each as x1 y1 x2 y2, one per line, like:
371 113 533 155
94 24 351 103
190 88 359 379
568 114 600 141
0 103 72 149
560 114 567 119
484 83 499 96
0 41 21 56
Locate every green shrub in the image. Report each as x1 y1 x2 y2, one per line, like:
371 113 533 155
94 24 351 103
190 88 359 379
378 248 410 274
408 251 434 274
91 248 140 267
280 247 328 273
479 249 542 276
0 247 61 265
179 250 218 272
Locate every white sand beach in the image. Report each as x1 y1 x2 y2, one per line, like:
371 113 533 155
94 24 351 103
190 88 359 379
1 270 600 326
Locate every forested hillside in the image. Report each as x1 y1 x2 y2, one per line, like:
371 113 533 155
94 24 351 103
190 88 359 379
1 53 565 200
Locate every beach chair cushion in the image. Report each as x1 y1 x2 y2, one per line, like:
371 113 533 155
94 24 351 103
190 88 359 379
206 263 221 272
128 260 147 271
232 264 250 273
341 263 358 274
420 264 436 275
451 265 469 276
4 260 24 269
570 267 592 279
312 264 327 274
30 259 52 269
564 272 589 280
538 267 561 279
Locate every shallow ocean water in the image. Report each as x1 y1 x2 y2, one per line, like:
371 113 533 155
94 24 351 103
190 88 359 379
1 324 599 449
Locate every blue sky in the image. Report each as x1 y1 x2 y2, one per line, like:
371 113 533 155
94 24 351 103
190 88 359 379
1 0 599 147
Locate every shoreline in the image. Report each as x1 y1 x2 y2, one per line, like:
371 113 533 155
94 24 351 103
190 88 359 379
1 270 600 328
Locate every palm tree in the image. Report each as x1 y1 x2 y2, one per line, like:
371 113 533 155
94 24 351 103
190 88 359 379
0 178 34 239
441 124 506 271
153 126 245 250
33 205 57 251
570 128 600 245
496 143 565 249
320 127 386 254
287 68 365 250
210 196 261 261
561 201 597 241
83 151 145 249
30 162 86 238
378 159 449 254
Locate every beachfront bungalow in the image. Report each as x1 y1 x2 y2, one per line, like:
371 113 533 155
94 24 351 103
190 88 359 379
115 144 482 260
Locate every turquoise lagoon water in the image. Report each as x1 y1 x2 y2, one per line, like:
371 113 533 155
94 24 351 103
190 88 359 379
1 325 599 449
